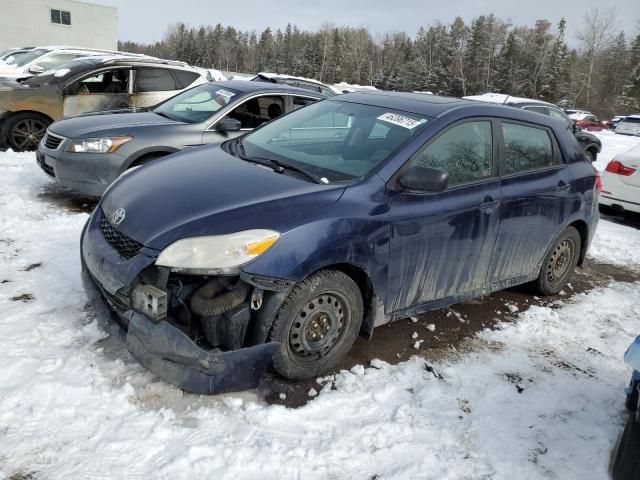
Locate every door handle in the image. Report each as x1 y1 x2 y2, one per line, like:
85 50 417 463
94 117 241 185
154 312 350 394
479 196 500 211
555 183 571 193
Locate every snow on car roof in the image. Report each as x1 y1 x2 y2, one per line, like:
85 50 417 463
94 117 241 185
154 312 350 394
463 92 550 105
568 113 592 120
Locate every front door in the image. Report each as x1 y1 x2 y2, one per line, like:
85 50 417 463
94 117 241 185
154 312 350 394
387 119 502 314
487 120 574 286
63 68 132 117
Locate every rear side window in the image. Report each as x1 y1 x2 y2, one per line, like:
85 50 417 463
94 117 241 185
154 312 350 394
292 96 318 110
410 121 493 185
523 106 548 116
135 68 177 92
172 69 201 89
502 122 554 174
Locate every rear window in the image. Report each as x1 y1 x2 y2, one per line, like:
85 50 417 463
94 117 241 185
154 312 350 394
502 122 554 174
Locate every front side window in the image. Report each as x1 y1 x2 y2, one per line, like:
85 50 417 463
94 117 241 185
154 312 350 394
409 121 493 185
153 84 239 123
503 122 554 174
73 69 130 94
135 68 177 92
225 95 285 128
241 100 430 181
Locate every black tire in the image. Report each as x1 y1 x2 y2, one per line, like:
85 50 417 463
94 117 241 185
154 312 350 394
269 270 363 380
7 112 51 152
611 413 640 480
533 226 581 296
584 148 596 163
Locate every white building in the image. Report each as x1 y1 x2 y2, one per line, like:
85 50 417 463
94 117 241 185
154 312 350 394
0 0 118 51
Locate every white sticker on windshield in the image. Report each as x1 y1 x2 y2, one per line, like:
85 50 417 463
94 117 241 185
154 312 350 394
215 89 235 98
377 112 425 129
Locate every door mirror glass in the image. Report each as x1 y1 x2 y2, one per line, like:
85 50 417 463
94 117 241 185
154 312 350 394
29 64 45 74
399 166 449 192
216 116 242 132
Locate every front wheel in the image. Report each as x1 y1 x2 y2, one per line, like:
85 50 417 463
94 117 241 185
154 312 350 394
269 270 363 380
533 226 581 296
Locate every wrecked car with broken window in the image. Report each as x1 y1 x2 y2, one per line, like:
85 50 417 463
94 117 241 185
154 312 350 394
0 55 207 151
81 91 599 394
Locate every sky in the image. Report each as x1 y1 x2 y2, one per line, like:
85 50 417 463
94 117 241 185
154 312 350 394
92 0 639 46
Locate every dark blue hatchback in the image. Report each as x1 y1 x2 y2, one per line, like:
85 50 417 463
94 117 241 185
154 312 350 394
81 92 600 393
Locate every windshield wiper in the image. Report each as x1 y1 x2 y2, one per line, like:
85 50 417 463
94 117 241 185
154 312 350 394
236 139 323 184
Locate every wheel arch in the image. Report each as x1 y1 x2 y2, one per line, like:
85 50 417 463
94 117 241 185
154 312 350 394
121 146 179 171
568 219 589 266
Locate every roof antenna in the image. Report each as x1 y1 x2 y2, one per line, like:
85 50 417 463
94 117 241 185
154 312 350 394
502 94 510 105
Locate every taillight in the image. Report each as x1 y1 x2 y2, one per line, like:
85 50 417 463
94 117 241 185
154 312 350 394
605 160 637 176
595 171 602 193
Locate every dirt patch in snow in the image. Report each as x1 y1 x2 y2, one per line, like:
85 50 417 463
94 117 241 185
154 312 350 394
261 257 640 408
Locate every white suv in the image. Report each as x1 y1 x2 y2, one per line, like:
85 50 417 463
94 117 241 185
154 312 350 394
0 46 143 80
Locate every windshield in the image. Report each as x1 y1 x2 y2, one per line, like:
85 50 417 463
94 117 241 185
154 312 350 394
620 117 640 124
6 48 49 67
153 84 240 123
241 100 430 181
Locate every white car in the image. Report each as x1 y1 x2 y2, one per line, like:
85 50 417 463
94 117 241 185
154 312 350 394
600 143 640 214
0 45 144 80
615 115 640 137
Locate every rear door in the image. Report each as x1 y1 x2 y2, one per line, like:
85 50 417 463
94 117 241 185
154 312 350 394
62 67 132 116
487 119 573 285
131 67 182 108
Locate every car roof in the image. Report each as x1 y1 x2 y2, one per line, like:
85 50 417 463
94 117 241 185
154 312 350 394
463 93 554 107
330 91 569 129
212 79 326 96
331 90 474 116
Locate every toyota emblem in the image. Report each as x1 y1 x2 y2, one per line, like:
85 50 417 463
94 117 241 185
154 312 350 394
111 208 126 225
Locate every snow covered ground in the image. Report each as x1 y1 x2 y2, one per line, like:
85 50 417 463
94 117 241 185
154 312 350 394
0 143 639 479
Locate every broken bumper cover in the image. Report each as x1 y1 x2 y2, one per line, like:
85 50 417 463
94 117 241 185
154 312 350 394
81 267 278 395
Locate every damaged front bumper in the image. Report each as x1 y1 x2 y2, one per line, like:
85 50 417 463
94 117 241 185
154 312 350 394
81 267 278 394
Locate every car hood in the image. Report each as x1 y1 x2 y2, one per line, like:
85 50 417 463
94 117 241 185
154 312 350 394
49 111 182 138
99 145 345 250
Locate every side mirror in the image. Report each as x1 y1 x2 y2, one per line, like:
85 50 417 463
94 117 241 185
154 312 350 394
216 117 242 133
398 166 449 193
573 123 582 133
28 64 45 75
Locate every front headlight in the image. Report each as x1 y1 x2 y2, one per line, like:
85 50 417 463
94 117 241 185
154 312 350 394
65 136 132 153
155 229 280 274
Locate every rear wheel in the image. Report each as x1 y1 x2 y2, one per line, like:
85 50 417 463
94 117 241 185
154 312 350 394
269 270 363 380
533 226 581 296
7 112 51 152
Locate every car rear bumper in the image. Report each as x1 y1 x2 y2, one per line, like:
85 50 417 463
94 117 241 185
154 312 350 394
600 194 640 214
82 266 278 394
